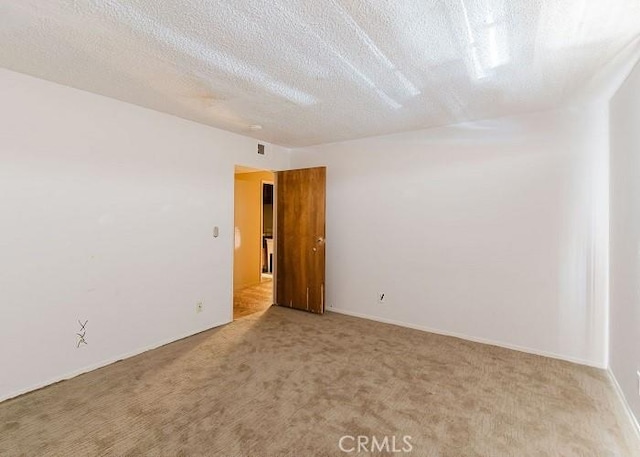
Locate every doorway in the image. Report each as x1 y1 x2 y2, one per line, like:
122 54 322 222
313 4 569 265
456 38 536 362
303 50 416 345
233 165 327 318
233 166 274 319
261 181 274 280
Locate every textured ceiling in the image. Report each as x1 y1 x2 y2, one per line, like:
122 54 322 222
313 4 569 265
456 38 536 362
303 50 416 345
1 0 639 147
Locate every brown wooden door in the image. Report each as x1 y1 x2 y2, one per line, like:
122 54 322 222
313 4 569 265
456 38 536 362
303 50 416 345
275 167 326 314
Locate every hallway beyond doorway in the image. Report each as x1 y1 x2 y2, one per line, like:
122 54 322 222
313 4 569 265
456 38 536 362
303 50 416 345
233 279 272 319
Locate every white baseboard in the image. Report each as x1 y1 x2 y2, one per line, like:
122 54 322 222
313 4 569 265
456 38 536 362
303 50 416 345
327 307 604 369
608 369 640 441
0 320 230 404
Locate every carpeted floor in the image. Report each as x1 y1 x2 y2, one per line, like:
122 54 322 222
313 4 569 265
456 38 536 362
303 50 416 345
233 279 273 320
0 307 638 456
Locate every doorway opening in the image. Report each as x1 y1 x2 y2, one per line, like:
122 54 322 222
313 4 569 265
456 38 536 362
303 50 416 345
233 166 275 319
261 181 274 280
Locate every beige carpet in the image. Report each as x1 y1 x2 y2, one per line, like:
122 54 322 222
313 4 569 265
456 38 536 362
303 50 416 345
233 279 273 320
0 307 638 456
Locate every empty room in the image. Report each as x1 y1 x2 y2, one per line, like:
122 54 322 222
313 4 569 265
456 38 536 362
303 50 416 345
1 0 640 456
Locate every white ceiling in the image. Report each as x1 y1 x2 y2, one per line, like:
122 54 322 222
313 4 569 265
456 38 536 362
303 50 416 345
1 0 639 147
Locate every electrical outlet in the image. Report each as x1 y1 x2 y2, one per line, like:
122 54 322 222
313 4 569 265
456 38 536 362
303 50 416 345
377 292 386 304
196 301 204 313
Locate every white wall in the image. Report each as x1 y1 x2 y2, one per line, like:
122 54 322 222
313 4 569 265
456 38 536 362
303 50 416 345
0 68 290 402
610 59 640 424
291 107 610 367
